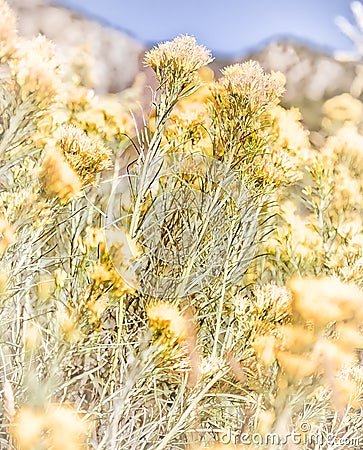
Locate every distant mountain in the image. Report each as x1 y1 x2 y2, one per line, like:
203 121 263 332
8 0 359 128
8 0 143 94
212 40 357 129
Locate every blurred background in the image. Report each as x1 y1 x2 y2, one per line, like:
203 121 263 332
7 0 363 128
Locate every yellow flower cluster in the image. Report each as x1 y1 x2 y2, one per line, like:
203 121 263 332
9 35 61 107
241 284 292 368
56 124 111 186
209 60 285 159
64 225 140 331
251 276 363 414
67 88 135 142
105 227 140 289
287 277 363 407
57 310 81 343
250 103 310 188
54 268 67 288
11 403 87 450
251 146 302 189
0 217 16 255
39 149 82 203
87 260 134 297
269 105 312 164
145 35 213 91
322 93 363 131
163 108 211 154
322 122 363 168
207 60 302 191
147 301 189 344
220 61 285 112
289 276 363 326
0 0 17 61
270 199 324 259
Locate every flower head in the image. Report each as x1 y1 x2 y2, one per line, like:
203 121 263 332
253 334 276 366
0 218 16 255
9 35 61 106
208 61 286 171
39 149 82 203
11 407 44 449
219 61 285 111
145 35 213 76
269 105 311 164
276 351 317 382
0 0 17 61
147 301 188 344
288 276 363 326
87 261 134 297
11 404 87 450
56 125 111 186
145 35 213 97
54 268 67 288
46 404 87 450
322 93 363 128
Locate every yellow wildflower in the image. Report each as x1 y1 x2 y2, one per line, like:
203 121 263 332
0 0 17 61
220 61 285 111
145 35 213 83
56 125 111 186
147 301 188 343
54 268 67 288
288 276 363 326
269 105 311 165
322 93 363 129
253 334 276 366
88 261 134 297
279 324 315 353
57 311 81 343
0 218 16 255
46 404 87 450
9 35 61 107
11 407 45 450
39 149 82 203
276 351 317 382
11 404 87 450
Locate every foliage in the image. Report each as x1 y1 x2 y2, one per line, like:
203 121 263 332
1 2 363 449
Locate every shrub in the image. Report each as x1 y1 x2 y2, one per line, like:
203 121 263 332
1 2 363 449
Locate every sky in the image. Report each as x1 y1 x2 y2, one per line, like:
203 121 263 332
53 0 356 57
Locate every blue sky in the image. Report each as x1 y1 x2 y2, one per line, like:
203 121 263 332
54 0 356 56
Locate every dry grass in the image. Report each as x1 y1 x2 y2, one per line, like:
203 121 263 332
1 2 363 449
